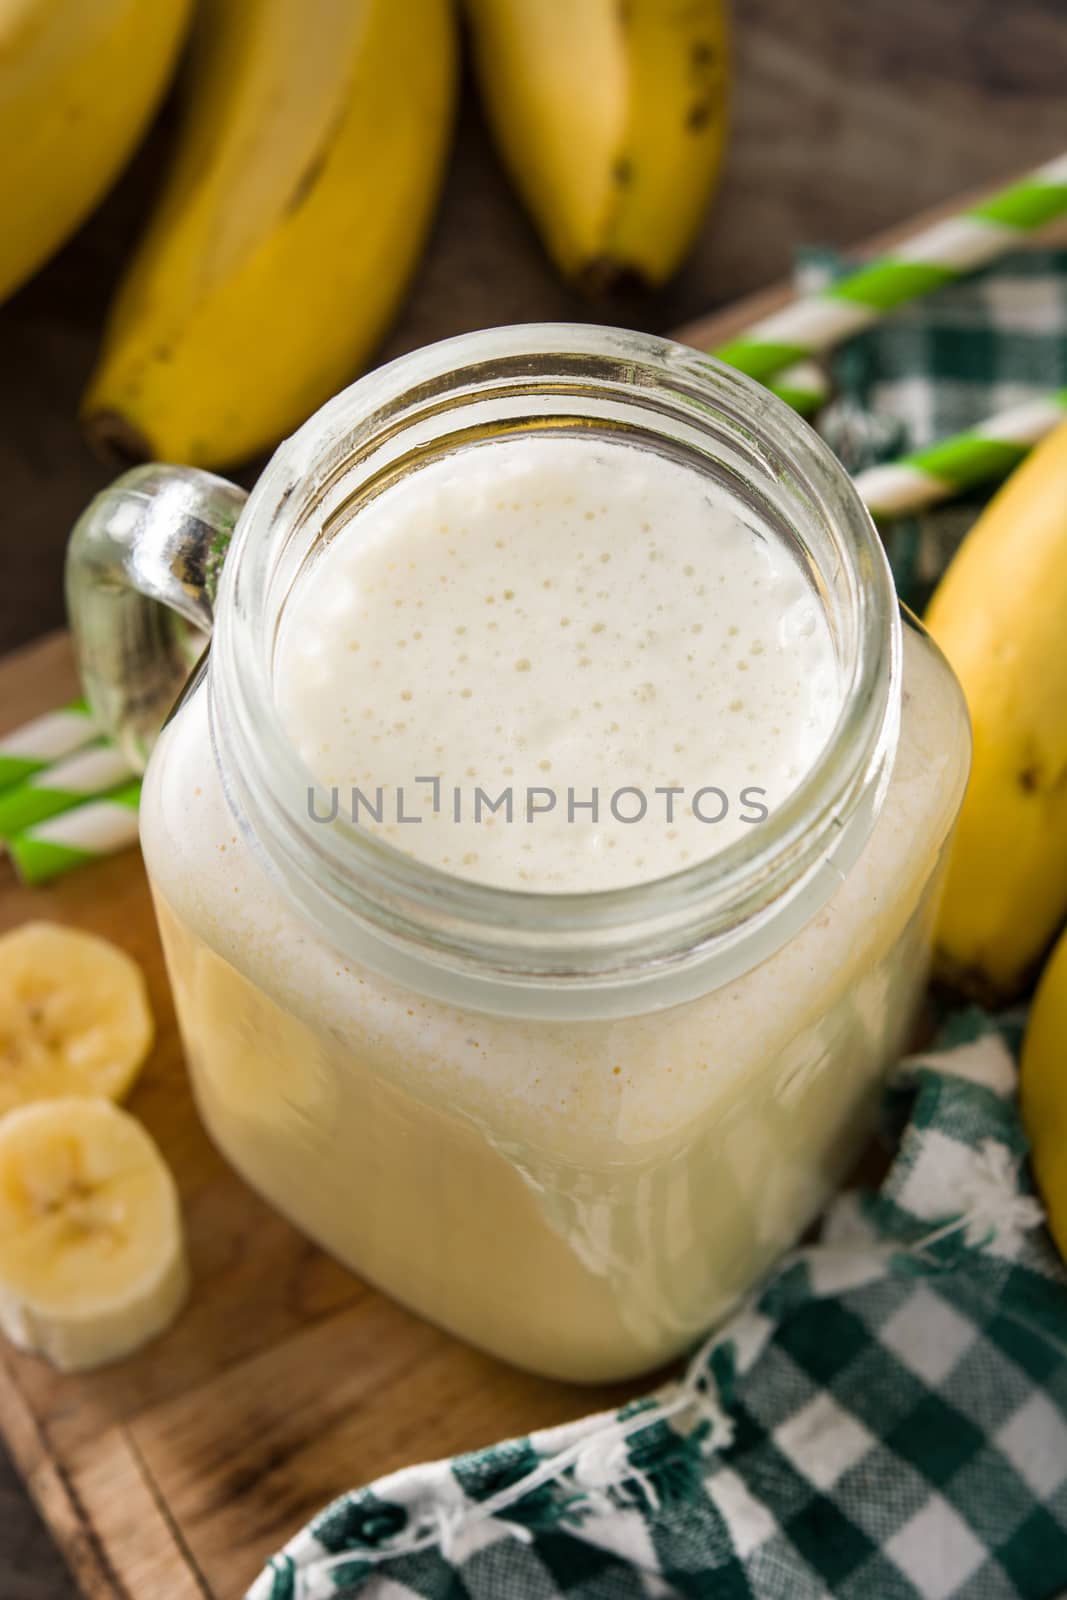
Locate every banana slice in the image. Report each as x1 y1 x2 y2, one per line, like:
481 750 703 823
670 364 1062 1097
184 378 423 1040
0 1097 188 1372
0 922 154 1117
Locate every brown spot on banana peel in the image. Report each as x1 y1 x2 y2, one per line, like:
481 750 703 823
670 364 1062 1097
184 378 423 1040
1016 750 1067 795
575 257 651 299
931 951 1043 1009
285 149 330 215
84 410 154 470
283 91 351 217
576 157 647 297
688 74 726 134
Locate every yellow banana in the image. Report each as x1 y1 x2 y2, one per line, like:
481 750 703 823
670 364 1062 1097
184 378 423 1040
0 0 192 305
1021 923 1067 1266
924 420 1067 1001
465 0 729 290
82 0 458 471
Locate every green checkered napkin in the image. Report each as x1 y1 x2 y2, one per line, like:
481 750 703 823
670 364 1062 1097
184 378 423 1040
813 247 1067 611
249 258 1067 1600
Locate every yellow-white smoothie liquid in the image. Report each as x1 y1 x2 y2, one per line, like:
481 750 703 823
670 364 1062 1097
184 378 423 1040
276 438 840 887
141 434 969 1381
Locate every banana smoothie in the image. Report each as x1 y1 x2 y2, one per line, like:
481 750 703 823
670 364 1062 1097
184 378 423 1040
137 341 970 1383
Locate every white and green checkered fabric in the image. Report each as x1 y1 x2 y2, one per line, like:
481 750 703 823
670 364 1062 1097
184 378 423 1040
249 258 1067 1600
249 1010 1067 1600
814 247 1067 611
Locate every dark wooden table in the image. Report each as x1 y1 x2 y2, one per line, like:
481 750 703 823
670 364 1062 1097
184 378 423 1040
2 1 1066 1592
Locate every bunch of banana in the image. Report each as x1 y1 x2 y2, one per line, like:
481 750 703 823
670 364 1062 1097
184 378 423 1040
465 0 730 291
82 0 459 469
924 419 1067 1002
0 922 187 1371
0 0 193 304
4 0 730 470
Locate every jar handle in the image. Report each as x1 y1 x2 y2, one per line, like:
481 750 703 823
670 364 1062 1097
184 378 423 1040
65 464 248 771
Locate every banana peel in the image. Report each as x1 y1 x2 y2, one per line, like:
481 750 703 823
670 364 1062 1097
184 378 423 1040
0 0 192 306
465 0 730 291
82 0 458 470
925 420 1067 1002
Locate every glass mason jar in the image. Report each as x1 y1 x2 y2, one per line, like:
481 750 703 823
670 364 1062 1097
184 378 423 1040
67 326 970 1384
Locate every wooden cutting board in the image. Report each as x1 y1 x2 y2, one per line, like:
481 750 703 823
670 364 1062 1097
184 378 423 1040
3 189 1066 1598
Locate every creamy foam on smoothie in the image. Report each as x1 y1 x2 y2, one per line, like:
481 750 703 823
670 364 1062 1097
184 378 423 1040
275 436 842 890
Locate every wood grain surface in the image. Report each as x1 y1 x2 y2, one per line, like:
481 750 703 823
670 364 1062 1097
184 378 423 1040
2 1 1067 1594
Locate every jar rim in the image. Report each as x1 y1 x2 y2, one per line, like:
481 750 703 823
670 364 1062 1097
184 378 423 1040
210 323 901 1014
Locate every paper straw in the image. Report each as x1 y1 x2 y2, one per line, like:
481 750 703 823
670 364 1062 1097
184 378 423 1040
0 699 97 793
7 781 141 885
713 152 1067 385
770 361 830 415
0 740 136 841
854 389 1067 519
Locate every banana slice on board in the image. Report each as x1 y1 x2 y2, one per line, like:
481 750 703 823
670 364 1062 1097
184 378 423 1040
0 1097 188 1372
0 922 154 1116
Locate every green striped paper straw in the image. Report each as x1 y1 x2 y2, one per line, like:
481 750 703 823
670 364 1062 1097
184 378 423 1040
770 361 830 415
0 740 135 841
854 389 1067 519
7 781 141 885
0 699 97 793
713 152 1067 385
